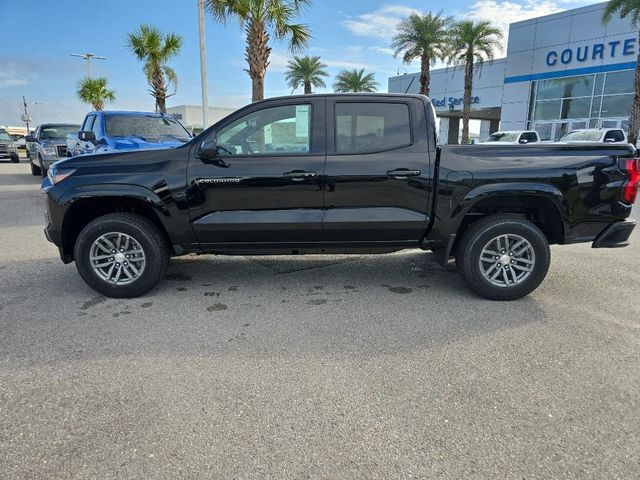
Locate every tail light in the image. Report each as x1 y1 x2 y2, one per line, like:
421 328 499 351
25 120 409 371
623 158 639 204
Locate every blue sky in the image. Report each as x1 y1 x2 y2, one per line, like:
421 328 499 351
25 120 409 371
0 0 598 126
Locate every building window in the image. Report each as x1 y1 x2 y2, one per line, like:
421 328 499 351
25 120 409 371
536 75 594 100
534 100 561 120
534 123 553 141
528 69 634 131
561 97 591 119
604 70 634 95
601 94 634 117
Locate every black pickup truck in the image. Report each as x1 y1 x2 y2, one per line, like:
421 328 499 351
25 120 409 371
42 94 638 300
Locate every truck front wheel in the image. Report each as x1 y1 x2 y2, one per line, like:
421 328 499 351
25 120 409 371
456 215 550 300
30 161 41 176
74 213 169 298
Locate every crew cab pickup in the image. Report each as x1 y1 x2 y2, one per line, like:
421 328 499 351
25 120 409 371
68 110 192 157
41 94 638 300
26 124 80 176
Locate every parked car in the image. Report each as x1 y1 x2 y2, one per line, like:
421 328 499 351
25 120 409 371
67 111 191 157
26 124 80 176
42 94 638 300
481 131 541 144
10 134 27 150
0 130 20 163
559 128 627 144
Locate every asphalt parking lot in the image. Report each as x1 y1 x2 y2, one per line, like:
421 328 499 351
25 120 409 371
1 155 639 479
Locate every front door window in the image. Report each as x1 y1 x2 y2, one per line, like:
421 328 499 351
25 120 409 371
216 104 311 156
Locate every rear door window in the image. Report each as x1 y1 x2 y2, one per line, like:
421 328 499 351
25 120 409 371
334 103 411 154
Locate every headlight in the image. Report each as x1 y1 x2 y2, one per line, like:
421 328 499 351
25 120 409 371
43 146 57 157
47 167 75 185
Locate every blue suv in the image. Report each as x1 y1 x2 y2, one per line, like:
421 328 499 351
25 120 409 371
67 111 192 157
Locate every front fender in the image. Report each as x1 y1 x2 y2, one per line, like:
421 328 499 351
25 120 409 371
57 183 170 216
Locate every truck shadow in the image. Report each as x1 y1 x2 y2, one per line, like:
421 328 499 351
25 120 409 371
1 250 548 366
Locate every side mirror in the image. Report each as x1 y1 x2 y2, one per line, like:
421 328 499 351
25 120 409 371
25 135 35 142
604 137 615 143
519 138 528 144
197 139 218 160
78 131 96 143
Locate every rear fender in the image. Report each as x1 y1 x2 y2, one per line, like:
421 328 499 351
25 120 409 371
451 182 569 237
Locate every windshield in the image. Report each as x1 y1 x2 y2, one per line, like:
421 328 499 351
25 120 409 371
486 132 519 142
40 126 80 140
560 130 602 141
105 115 191 141
0 132 11 141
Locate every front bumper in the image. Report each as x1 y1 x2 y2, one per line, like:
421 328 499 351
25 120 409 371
592 220 636 248
42 184 74 263
40 156 59 169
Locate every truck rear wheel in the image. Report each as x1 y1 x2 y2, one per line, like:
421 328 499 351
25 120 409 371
456 215 550 300
74 213 169 298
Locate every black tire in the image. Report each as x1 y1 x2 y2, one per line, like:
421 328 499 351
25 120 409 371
455 214 550 301
10 153 19 163
39 156 46 178
30 161 41 176
74 213 169 298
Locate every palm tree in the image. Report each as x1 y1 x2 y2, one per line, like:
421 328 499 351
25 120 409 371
285 56 328 94
126 24 183 113
447 20 502 144
207 0 311 102
391 11 452 96
603 0 640 146
333 69 378 93
76 77 115 111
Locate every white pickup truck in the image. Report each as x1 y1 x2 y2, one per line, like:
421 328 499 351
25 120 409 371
480 131 541 145
559 128 628 144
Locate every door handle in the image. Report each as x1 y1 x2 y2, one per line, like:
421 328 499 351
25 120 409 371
387 169 421 178
283 170 317 181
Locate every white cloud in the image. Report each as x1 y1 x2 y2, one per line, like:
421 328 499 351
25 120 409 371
268 52 292 72
324 59 376 70
229 51 375 73
370 46 395 56
342 4 419 40
466 1 595 52
0 62 33 89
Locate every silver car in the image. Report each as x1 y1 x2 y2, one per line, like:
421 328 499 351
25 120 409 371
0 130 20 163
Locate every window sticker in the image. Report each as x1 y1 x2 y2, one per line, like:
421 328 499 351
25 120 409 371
295 105 310 138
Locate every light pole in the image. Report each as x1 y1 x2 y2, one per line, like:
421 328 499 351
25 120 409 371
198 0 209 130
34 102 43 125
21 96 31 131
70 53 107 78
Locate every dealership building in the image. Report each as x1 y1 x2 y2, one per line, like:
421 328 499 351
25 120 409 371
388 2 638 144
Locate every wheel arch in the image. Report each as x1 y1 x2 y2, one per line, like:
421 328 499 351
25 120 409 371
60 186 172 261
451 183 568 251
